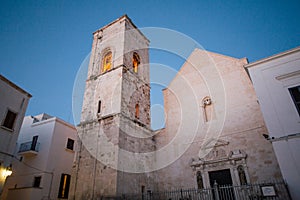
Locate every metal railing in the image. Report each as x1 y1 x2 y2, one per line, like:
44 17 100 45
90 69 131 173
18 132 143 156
99 180 291 200
18 141 40 153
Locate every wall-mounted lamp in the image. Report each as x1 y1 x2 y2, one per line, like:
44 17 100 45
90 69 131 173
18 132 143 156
2 165 12 178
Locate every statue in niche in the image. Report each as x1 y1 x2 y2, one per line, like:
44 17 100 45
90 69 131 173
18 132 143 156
238 165 247 185
196 171 204 189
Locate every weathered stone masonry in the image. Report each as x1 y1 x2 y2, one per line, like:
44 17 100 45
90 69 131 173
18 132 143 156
69 15 282 200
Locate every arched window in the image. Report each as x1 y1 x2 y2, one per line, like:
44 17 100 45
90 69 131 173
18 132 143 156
102 51 112 73
135 104 139 119
132 52 140 73
237 165 247 185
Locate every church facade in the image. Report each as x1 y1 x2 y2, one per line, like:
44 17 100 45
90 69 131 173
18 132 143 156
69 15 282 200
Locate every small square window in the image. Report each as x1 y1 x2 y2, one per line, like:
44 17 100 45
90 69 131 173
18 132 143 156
66 138 74 151
33 176 41 188
2 110 17 130
289 85 300 116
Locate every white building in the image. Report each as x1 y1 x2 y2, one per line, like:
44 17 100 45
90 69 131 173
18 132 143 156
1 113 77 200
0 75 31 196
245 46 300 200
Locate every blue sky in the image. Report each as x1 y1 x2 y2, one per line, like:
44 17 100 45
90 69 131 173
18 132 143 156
1 0 300 128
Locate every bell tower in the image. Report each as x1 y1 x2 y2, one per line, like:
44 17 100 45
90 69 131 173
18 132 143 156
80 15 151 128
70 15 155 200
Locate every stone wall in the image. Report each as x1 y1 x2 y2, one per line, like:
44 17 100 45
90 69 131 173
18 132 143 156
154 49 282 191
70 119 119 199
121 69 151 128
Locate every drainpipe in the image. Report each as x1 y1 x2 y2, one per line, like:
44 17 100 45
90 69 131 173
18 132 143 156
47 171 54 200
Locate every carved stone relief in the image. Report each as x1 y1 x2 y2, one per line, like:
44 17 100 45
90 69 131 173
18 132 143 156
190 138 250 188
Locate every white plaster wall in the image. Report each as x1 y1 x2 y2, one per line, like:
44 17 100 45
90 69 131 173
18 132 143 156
0 76 30 195
2 115 55 200
4 187 42 200
246 47 300 200
0 83 27 155
46 118 76 200
247 52 300 136
1 114 76 200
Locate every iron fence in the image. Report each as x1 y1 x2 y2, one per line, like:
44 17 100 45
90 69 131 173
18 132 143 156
99 180 291 200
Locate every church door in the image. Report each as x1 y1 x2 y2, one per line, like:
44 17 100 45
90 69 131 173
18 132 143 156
209 169 235 200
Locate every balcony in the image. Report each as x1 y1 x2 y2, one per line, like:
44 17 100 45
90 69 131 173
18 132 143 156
18 141 40 156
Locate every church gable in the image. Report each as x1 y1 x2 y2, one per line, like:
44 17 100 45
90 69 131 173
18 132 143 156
166 48 248 91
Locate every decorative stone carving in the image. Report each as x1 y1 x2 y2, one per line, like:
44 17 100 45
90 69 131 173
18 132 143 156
190 148 247 168
202 138 229 150
190 138 249 187
206 147 227 161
